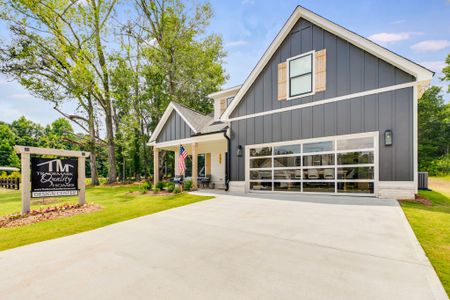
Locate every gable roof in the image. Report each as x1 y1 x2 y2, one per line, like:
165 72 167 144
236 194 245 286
221 5 434 120
149 102 227 143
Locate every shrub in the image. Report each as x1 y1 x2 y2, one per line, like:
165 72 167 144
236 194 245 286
173 187 181 194
427 155 450 176
142 181 152 191
166 182 175 193
152 187 160 194
183 180 193 191
9 171 21 179
156 181 165 190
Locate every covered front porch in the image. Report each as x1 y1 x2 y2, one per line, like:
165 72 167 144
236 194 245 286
152 133 228 190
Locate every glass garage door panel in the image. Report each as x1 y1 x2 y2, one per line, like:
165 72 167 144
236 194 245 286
248 135 376 194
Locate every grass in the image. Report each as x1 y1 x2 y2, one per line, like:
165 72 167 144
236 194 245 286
400 177 450 296
0 185 212 251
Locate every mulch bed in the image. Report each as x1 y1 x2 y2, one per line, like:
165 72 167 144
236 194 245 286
399 194 432 206
128 191 180 196
0 203 102 228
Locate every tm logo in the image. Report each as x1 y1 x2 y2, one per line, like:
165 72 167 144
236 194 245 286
37 159 74 172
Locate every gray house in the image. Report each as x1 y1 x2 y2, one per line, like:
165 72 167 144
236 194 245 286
149 6 433 199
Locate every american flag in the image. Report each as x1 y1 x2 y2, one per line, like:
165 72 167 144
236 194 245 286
178 145 188 174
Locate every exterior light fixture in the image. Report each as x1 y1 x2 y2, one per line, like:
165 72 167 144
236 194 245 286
384 129 393 146
236 145 243 157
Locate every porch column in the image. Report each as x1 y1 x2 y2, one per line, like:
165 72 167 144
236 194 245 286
191 142 198 190
153 147 159 185
174 148 180 176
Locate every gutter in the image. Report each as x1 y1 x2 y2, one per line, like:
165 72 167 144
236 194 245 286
223 130 231 191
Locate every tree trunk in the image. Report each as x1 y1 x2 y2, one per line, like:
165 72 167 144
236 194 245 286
88 102 100 186
105 109 117 183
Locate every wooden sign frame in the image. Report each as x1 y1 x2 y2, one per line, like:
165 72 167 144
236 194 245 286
14 146 90 214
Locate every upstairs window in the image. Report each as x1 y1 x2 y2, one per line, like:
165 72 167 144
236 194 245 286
287 52 313 98
226 96 234 106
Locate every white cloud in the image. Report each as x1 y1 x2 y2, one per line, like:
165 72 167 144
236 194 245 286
420 61 446 73
368 32 422 44
390 19 406 24
10 93 34 100
411 40 450 52
224 40 248 47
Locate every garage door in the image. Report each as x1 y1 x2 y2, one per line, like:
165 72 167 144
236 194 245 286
246 133 378 195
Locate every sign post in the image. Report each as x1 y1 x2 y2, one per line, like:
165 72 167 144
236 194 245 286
14 146 90 214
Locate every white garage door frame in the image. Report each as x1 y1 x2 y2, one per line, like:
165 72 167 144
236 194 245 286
245 131 380 196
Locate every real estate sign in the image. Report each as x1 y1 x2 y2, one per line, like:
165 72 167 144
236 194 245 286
31 157 78 198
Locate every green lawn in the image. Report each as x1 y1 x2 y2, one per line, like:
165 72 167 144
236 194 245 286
0 185 212 251
401 178 450 296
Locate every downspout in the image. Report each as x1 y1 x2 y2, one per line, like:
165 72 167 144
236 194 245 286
223 130 231 191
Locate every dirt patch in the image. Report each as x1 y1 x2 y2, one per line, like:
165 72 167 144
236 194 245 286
0 203 102 228
399 194 432 206
429 177 450 197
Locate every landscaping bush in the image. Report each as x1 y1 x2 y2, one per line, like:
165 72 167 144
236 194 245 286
166 182 175 193
152 187 160 194
183 180 193 191
427 154 450 176
141 181 152 191
173 187 181 194
156 181 165 190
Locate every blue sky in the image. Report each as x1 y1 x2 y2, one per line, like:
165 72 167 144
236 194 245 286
0 0 449 129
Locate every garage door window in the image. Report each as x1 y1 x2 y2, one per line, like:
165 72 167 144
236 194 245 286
248 134 376 195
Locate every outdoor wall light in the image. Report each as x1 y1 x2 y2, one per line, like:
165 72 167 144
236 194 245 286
384 129 393 146
236 145 243 157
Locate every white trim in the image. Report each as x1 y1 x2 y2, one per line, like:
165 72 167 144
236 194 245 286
413 85 418 193
244 132 379 196
208 85 242 99
286 50 316 100
148 102 199 143
14 145 90 158
220 6 433 121
150 132 226 148
227 80 423 122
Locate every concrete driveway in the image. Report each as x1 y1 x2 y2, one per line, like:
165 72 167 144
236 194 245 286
0 192 446 300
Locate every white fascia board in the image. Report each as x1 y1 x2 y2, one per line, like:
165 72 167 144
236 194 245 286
148 102 198 144
151 132 226 149
208 85 242 100
220 6 434 121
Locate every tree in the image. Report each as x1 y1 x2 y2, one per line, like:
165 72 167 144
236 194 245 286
10 117 44 147
418 86 450 172
0 0 118 183
0 123 20 167
137 0 227 119
40 118 77 150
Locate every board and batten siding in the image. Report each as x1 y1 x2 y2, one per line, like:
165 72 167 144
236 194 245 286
228 18 415 183
156 110 194 143
230 18 414 119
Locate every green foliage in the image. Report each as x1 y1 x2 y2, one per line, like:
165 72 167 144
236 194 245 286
166 182 175 193
183 180 193 191
418 86 450 174
173 187 181 194
0 123 20 168
156 181 165 190
140 181 152 193
427 155 450 176
152 187 160 194
0 0 227 182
